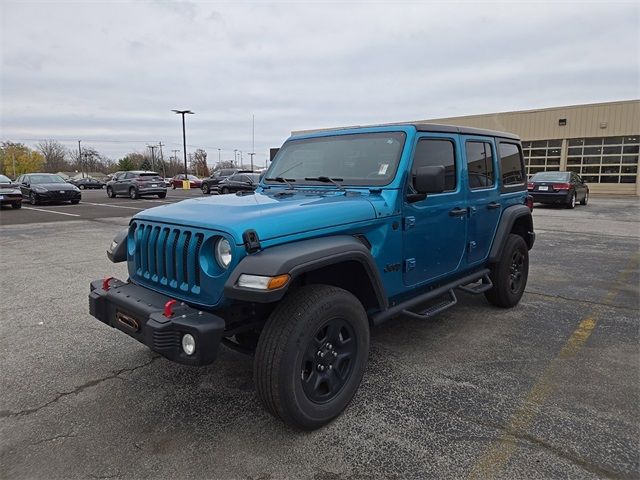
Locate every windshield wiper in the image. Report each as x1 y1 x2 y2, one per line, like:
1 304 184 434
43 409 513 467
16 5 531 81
265 177 296 189
304 176 345 191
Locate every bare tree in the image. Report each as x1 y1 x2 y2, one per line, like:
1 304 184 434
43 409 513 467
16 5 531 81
190 148 209 177
37 140 70 173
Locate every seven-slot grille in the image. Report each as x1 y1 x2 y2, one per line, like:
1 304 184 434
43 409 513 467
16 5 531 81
130 221 204 294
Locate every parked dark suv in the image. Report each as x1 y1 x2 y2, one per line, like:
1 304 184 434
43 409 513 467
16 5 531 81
106 171 167 199
201 169 253 194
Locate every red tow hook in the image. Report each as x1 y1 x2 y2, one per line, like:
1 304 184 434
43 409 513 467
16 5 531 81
164 299 178 318
102 276 115 291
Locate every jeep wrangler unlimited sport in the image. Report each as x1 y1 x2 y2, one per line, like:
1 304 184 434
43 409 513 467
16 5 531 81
89 123 534 430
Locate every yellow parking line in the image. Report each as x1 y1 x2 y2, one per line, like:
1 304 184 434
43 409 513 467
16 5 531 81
469 255 639 479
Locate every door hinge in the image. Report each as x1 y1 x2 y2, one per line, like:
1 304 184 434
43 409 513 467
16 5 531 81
403 216 416 230
404 258 416 272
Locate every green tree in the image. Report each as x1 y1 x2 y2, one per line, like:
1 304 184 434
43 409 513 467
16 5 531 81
117 156 135 171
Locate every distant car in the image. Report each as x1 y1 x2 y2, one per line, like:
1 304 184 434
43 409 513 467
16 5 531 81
16 173 81 205
71 177 106 189
161 177 172 187
527 171 589 208
170 174 202 189
217 173 261 194
106 171 167 199
201 169 253 194
0 174 23 209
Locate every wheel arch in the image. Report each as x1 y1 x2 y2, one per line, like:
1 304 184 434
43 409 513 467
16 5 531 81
489 204 535 263
224 235 388 314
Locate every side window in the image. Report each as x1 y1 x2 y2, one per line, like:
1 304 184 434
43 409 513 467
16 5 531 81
412 138 457 192
466 141 495 189
498 142 525 187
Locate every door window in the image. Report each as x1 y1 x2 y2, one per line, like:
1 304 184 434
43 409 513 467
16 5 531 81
411 139 457 192
466 141 495 189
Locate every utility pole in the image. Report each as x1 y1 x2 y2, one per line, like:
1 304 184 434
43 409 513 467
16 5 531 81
158 142 166 177
78 140 82 178
11 151 16 178
233 149 238 167
218 148 221 165
147 145 158 171
250 113 255 171
172 109 194 183
248 153 255 171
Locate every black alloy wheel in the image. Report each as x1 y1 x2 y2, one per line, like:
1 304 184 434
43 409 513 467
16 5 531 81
30 192 38 205
509 250 525 294
202 184 210 194
301 319 357 404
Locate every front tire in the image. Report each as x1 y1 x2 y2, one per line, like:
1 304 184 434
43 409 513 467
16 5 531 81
172 183 176 190
221 187 229 195
485 234 529 308
79 184 85 190
70 199 80 204
29 193 38 205
106 186 115 198
202 184 210 194
254 285 369 430
12 202 21 209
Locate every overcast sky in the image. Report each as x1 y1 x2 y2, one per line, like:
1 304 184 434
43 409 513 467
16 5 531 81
1 0 638 165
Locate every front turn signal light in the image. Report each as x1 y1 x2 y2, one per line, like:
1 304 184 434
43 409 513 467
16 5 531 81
238 274 290 290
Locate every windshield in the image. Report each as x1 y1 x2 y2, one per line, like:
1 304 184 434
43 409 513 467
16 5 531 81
0 175 11 183
531 172 569 182
30 174 66 184
266 131 406 186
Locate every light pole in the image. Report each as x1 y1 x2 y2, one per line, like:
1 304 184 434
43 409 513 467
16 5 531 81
233 149 238 167
172 109 194 181
218 148 221 165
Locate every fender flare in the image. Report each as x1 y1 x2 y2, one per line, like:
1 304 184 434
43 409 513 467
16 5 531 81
489 204 535 263
224 235 387 308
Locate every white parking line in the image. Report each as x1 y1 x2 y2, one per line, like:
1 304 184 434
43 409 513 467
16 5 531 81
21 206 81 217
79 201 145 210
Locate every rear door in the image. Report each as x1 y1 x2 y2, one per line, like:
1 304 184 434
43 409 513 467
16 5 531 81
463 136 501 265
402 133 467 286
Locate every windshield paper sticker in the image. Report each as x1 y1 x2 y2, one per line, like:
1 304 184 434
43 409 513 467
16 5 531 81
378 164 389 175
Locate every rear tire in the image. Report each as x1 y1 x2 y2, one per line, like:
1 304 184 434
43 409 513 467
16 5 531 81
70 199 80 204
106 186 115 198
567 192 576 209
79 184 85 190
157 192 166 199
221 187 229 195
202 184 210 194
172 184 176 190
485 234 529 308
254 285 369 430
580 191 588 206
129 187 139 199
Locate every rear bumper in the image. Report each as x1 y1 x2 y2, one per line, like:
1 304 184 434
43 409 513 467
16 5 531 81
138 187 167 194
530 191 571 203
89 278 225 366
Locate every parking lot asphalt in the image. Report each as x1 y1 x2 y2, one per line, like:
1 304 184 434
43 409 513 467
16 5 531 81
0 193 638 479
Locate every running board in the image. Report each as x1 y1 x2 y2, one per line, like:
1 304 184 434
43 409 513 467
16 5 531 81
457 273 493 294
371 268 491 326
401 289 457 320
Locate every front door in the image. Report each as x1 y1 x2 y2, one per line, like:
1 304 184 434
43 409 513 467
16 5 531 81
403 134 467 287
462 136 502 265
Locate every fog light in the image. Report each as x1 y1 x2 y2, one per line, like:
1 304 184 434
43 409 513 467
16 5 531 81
182 334 196 355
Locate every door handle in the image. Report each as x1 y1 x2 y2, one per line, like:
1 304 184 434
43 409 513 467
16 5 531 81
449 207 467 217
487 202 501 210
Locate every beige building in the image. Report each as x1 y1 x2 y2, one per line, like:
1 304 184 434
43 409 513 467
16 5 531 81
294 99 639 195
422 99 640 196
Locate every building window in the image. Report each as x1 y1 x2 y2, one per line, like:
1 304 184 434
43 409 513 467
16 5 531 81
565 136 639 184
522 139 562 176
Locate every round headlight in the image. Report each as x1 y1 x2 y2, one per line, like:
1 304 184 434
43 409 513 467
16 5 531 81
215 237 232 268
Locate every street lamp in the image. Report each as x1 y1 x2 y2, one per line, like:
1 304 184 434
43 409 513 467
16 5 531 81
171 109 194 181
233 149 238 167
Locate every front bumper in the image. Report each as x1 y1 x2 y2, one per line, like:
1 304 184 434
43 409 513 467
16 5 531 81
89 278 225 366
0 194 22 204
33 191 81 202
530 191 571 203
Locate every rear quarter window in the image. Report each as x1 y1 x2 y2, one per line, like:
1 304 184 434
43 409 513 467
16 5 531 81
499 142 526 188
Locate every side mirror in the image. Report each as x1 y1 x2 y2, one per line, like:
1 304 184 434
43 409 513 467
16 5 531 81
415 165 445 194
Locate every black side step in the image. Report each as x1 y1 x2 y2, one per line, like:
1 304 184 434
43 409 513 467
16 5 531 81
371 268 490 326
457 273 493 294
401 289 457 320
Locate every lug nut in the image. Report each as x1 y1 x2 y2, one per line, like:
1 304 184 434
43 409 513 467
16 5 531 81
319 351 325 358
328 365 333 370
327 343 332 349
333 351 338 357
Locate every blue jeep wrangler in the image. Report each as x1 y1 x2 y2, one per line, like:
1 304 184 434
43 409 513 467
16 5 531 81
89 123 534 430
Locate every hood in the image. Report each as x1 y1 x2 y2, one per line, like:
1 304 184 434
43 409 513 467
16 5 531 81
134 189 378 244
33 183 78 191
